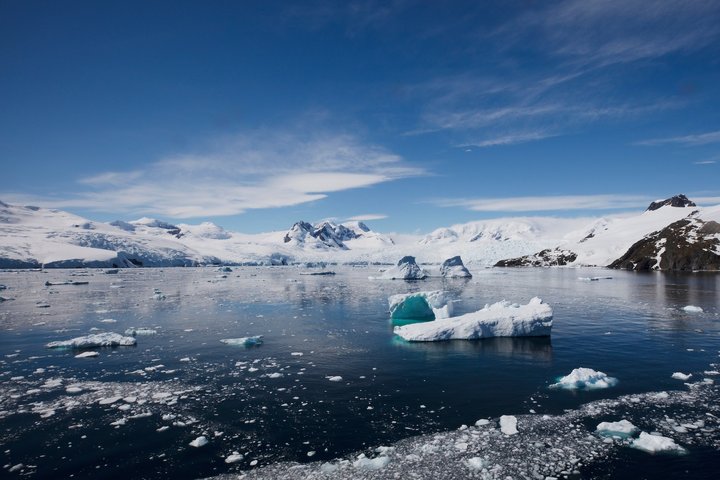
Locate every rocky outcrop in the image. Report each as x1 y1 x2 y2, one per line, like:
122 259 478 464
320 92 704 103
440 256 472 278
646 194 696 211
495 249 578 267
609 218 720 271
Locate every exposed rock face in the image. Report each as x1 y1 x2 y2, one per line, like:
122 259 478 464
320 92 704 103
495 249 578 267
440 256 472 278
283 221 360 249
646 194 696 211
609 218 720 271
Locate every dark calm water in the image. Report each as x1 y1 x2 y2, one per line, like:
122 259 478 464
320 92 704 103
0 266 718 479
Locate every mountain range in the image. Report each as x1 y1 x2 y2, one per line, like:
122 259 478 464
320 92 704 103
1 195 718 271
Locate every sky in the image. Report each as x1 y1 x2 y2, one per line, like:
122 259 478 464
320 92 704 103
2 0 720 233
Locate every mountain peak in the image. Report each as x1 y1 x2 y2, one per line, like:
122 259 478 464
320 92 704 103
646 194 696 211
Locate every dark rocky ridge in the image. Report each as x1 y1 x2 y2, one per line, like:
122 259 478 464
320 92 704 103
495 249 578 267
609 218 720 271
646 194 696 211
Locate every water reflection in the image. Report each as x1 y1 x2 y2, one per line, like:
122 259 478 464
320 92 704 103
391 335 553 362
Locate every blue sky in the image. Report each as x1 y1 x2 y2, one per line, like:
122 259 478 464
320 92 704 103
2 0 720 233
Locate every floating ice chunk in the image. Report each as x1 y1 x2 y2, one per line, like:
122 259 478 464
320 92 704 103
671 372 692 381
220 335 263 347
475 419 490 426
125 327 157 336
104 268 119 274
267 373 283 379
46 332 137 349
377 256 428 280
499 415 518 435
388 291 453 322
631 432 686 454
327 376 343 382
394 297 552 342
189 436 208 448
99 319 117 323
225 452 244 463
440 256 472 278
98 396 122 405
74 351 99 358
682 305 703 313
353 454 390 470
596 419 638 436
466 457 484 470
550 367 618 390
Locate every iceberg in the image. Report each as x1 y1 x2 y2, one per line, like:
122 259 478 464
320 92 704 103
220 335 264 347
439 256 472 278
378 256 428 280
46 332 137 349
393 297 552 342
388 291 453 322
550 368 618 390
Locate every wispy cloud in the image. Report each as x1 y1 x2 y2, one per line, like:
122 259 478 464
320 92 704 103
459 131 557 148
344 214 388 222
694 160 717 165
403 0 717 146
636 130 720 146
432 194 653 212
5 130 424 218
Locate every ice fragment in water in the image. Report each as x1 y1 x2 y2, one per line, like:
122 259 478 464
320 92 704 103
550 367 618 390
388 290 453 322
220 335 263 347
46 332 137 349
631 432 686 454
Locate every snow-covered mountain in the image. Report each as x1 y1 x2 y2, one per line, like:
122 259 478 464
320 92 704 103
1 195 718 270
497 195 720 271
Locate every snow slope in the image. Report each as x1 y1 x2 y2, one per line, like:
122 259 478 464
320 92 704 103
1 197 718 268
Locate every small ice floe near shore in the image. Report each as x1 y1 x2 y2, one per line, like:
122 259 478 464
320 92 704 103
551 367 618 390
682 305 703 313
220 335 263 347
388 291 453 322
578 276 613 282
299 271 336 276
125 327 157 336
671 372 692 381
46 332 137 349
499 415 518 435
393 297 552 342
631 432 686 454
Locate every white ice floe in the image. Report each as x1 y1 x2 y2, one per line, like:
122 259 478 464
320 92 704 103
596 420 638 436
466 457 485 470
353 454 390 470
220 336 264 347
74 351 99 359
631 432 686 454
439 256 472 278
682 305 703 313
550 368 618 390
125 327 157 336
393 297 552 342
46 332 137 349
671 372 692 381
376 256 428 280
499 415 518 435
225 452 244 463
189 436 208 448
327 376 343 382
388 291 453 322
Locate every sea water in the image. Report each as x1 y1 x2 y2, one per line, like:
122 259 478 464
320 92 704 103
0 266 718 478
